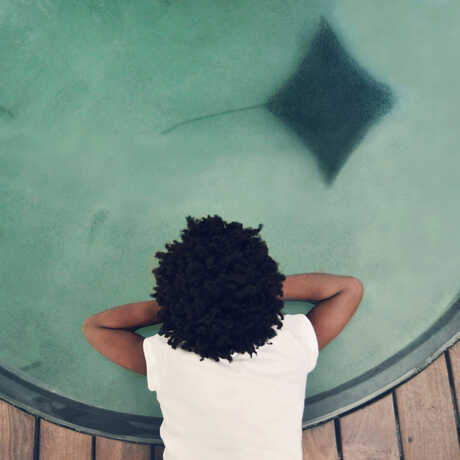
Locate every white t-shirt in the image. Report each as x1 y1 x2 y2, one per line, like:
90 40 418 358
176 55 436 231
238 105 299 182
143 313 319 460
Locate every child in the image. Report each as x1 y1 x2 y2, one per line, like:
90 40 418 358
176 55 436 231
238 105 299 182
84 214 363 460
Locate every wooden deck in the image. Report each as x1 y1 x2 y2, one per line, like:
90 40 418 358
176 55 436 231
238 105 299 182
1 340 459 460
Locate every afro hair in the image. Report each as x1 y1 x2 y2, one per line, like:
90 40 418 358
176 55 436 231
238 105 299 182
150 215 287 363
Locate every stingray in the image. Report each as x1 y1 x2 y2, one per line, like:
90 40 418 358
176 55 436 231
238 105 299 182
161 18 395 185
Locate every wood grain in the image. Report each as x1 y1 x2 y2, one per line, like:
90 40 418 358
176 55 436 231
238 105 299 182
40 418 92 460
341 393 399 459
396 351 459 460
0 399 35 460
96 436 150 459
302 419 338 459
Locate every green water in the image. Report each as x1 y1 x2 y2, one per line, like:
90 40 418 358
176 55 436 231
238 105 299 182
0 0 458 418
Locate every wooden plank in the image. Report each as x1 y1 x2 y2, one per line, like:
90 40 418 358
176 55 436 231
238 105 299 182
40 419 92 460
396 352 458 460
0 399 35 460
340 392 399 459
95 436 150 460
302 419 337 459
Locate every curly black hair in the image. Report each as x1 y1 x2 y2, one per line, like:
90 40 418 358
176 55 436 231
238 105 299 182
149 214 287 363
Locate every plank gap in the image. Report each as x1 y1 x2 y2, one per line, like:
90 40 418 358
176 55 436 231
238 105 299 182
334 418 343 460
392 390 405 460
446 346 460 450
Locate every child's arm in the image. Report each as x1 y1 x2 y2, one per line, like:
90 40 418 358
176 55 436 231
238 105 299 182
278 273 364 351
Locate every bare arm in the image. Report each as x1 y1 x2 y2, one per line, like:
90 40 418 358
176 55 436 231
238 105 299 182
277 272 353 303
278 273 364 351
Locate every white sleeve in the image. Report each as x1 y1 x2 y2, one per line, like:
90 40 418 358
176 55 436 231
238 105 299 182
142 336 159 391
298 314 319 372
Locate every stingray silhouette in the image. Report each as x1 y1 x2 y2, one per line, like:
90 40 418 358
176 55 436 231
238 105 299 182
162 18 395 185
